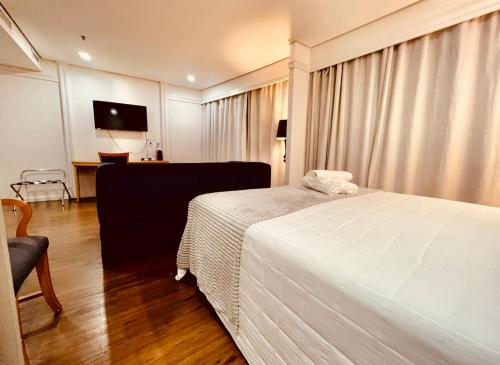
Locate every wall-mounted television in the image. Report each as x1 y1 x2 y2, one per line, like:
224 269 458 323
93 100 148 132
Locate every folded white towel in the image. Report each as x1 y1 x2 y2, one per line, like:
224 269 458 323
302 176 358 195
306 170 353 181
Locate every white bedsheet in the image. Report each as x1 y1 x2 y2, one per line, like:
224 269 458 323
235 191 500 364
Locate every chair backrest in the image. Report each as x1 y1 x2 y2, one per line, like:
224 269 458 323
1 199 32 237
98 152 129 164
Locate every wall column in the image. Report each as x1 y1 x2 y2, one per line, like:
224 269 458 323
285 42 311 185
56 61 75 193
0 208 24 365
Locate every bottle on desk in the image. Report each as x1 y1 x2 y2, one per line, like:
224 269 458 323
146 141 154 160
156 143 163 161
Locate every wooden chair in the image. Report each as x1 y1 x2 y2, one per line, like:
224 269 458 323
2 199 62 364
98 152 130 164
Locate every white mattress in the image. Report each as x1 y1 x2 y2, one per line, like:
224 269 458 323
233 191 500 364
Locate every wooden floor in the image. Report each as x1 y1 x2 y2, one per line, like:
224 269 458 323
3 200 246 365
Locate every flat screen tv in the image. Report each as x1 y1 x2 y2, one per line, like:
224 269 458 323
93 100 148 131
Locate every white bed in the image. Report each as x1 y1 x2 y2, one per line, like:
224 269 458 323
178 188 500 364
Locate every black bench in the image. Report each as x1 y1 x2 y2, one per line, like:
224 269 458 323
96 162 271 267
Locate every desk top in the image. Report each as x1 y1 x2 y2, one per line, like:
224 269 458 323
72 160 170 167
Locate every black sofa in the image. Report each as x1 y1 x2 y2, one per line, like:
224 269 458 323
96 162 271 268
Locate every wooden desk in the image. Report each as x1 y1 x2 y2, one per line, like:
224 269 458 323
72 160 170 202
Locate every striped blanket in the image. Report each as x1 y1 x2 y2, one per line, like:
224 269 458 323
177 185 373 333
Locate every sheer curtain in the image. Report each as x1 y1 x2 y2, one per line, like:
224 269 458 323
306 11 500 206
202 80 288 186
247 80 288 185
202 93 247 162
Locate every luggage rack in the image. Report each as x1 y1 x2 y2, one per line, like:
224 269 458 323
10 169 72 208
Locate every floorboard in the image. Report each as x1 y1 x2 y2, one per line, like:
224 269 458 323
2 200 246 365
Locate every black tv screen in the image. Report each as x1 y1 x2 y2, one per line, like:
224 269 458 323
93 100 148 131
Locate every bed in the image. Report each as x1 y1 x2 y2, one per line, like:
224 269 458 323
177 186 500 364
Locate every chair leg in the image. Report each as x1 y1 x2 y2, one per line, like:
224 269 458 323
16 300 30 365
35 251 62 314
22 338 30 365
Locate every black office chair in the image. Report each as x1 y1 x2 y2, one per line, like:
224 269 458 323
98 152 130 164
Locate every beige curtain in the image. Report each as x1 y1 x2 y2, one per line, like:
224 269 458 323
202 93 247 162
306 11 500 206
202 80 288 186
247 80 288 186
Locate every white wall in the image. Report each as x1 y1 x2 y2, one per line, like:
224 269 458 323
165 99 202 163
0 62 67 201
162 83 202 163
65 65 162 161
0 60 203 200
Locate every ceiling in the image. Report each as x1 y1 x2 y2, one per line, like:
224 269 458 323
2 0 419 89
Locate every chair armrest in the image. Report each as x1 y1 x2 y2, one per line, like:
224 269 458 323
1 199 32 237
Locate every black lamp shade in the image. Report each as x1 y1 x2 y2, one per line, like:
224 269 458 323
276 119 287 140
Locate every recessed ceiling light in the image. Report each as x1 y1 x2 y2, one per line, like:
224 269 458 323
186 74 196 83
78 51 92 62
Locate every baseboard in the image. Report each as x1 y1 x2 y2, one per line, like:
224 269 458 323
24 193 67 203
